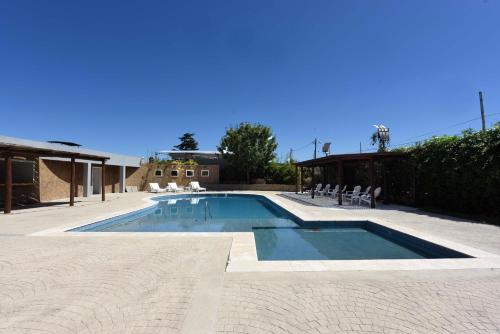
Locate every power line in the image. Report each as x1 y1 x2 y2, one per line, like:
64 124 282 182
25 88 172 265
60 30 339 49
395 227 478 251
360 112 500 152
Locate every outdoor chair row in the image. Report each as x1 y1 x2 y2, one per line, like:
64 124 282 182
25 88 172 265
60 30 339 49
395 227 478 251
148 181 206 193
302 183 381 206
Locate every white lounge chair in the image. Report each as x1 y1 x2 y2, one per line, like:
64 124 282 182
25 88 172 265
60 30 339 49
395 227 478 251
360 187 382 206
343 185 361 204
318 184 331 196
190 181 206 192
311 183 322 195
167 182 184 193
149 183 166 193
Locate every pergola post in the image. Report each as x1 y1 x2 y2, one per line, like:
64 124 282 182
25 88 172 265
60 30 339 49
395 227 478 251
69 157 75 206
4 155 12 214
311 167 315 199
369 158 375 208
337 160 343 205
101 160 106 201
294 165 298 194
300 166 304 193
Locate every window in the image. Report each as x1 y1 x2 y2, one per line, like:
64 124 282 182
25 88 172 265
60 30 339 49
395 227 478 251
201 170 209 177
170 170 178 177
186 170 194 177
154 169 163 177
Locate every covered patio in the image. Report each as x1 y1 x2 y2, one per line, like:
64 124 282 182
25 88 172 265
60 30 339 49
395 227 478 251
1 139 109 214
294 152 411 208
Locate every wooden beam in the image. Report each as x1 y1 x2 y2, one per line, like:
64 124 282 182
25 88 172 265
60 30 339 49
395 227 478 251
295 165 298 194
4 155 12 214
337 160 343 205
369 158 375 208
101 160 106 201
69 157 75 206
300 167 304 194
311 167 315 199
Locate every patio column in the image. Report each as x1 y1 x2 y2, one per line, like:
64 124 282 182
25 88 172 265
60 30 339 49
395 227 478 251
101 160 106 201
119 165 126 193
69 157 75 206
369 158 375 208
4 155 12 214
83 162 92 197
294 165 298 194
337 160 343 205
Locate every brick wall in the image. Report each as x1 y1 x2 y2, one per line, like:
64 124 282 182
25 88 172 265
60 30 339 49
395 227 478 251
145 163 219 189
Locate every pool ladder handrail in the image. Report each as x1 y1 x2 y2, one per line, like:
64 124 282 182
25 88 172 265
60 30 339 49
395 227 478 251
204 201 213 222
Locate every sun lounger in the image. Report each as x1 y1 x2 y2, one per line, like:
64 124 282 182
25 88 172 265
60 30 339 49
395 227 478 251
190 181 206 192
149 183 166 193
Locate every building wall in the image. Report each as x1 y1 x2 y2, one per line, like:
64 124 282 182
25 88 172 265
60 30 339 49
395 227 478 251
146 163 219 188
38 159 85 202
206 183 295 192
126 165 149 190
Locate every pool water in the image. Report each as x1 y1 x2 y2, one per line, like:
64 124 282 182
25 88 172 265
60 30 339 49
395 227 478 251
72 194 299 232
72 194 470 260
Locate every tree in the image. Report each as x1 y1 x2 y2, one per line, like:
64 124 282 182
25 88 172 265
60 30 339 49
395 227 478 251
219 123 277 184
174 133 199 150
370 125 390 152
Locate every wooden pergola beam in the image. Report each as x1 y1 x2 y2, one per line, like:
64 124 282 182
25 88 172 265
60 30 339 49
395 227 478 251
4 156 12 214
1 147 109 213
70 157 75 206
101 159 106 202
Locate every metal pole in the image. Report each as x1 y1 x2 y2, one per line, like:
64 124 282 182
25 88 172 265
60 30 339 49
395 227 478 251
300 166 304 193
4 155 12 214
479 91 486 131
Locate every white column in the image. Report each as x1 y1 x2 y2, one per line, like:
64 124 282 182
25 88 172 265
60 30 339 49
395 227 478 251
119 165 126 193
83 162 92 197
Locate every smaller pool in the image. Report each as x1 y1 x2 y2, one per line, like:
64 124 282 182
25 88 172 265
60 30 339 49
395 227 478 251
254 221 471 261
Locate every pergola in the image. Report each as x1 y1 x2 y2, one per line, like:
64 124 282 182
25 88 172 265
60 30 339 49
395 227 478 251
1 142 109 214
295 152 408 208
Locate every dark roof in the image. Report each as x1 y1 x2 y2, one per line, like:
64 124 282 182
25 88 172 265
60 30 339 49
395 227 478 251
295 152 407 167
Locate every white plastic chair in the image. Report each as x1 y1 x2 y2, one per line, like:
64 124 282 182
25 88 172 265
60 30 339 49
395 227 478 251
360 187 382 206
351 186 371 205
343 185 361 203
318 184 331 196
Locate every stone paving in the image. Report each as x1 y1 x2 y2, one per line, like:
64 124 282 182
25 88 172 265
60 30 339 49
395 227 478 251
0 192 499 333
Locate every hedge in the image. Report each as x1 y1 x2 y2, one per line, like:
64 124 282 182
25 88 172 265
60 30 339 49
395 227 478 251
400 124 500 218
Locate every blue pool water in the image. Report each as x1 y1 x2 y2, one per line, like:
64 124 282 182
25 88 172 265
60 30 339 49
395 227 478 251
73 194 299 232
72 194 470 260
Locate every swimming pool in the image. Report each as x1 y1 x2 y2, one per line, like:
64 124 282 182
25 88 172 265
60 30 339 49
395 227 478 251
72 194 299 232
71 194 470 260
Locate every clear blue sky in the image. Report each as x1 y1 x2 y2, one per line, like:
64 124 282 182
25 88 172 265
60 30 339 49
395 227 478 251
1 0 499 161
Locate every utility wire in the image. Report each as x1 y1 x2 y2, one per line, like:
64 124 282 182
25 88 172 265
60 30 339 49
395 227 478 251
360 112 500 152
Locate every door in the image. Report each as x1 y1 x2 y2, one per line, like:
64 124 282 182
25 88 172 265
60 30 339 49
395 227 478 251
92 167 101 194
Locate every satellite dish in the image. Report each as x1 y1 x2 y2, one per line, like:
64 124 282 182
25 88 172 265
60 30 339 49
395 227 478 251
322 142 331 156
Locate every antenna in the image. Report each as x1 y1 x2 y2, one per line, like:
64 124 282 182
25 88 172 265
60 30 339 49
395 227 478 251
322 142 331 156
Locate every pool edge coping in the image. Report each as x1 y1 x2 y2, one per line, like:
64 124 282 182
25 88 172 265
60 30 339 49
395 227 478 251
29 191 500 273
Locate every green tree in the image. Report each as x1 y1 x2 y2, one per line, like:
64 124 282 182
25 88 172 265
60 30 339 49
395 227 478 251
174 133 199 150
219 123 277 183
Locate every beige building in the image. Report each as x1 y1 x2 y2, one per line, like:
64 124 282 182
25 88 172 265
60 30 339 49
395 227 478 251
1 136 221 210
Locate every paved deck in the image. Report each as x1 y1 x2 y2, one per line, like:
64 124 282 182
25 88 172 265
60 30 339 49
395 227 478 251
1 192 499 333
